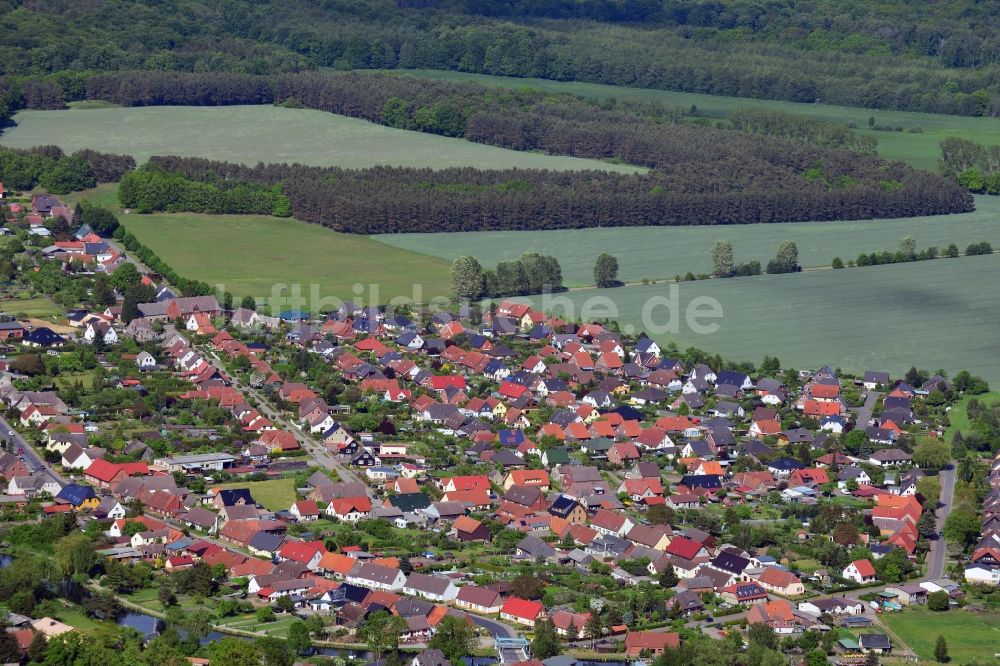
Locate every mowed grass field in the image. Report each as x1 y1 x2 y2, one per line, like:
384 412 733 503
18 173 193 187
215 478 298 512
119 212 452 307
382 69 1000 172
377 196 1000 287
514 253 1000 386
881 607 1000 662
0 105 640 173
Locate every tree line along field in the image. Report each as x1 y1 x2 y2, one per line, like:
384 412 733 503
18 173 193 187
0 105 641 173
381 69 1000 173
117 212 453 306
514 253 1000 387
377 195 1000 287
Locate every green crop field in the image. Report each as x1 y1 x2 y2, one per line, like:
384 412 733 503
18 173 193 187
0 104 640 173
381 69 1000 172
119 212 452 307
881 607 1000 662
512 253 1000 386
377 195 1000 287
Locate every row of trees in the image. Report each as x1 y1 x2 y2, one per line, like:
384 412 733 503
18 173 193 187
118 167 291 216
139 153 972 235
832 237 994 268
451 253 564 299
711 240 798 276
0 145 134 194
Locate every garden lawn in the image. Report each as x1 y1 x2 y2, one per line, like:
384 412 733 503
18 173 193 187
216 478 297 512
944 390 1000 441
376 195 1000 287
513 253 1000 388
881 606 1000 662
61 183 122 211
0 296 63 319
119 212 452 306
0 105 640 173
382 69 1000 172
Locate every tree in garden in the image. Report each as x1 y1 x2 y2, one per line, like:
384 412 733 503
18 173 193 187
258 637 293 666
943 507 981 547
209 638 262 666
917 510 938 539
240 295 256 310
275 595 295 613
287 621 311 656
934 635 949 663
0 630 21 664
957 456 976 483
916 476 940 507
157 581 177 608
805 650 829 666
531 618 561 659
864 651 880 666
359 611 406 662
913 439 950 469
27 630 47 662
646 503 675 525
450 256 484 300
92 274 116 306
109 262 141 292
927 590 950 611
658 565 679 588
747 623 778 650
584 612 603 647
593 252 619 287
428 615 478 664
511 574 545 599
711 240 734 277
256 607 275 623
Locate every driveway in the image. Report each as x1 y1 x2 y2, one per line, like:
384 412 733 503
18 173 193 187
854 390 881 429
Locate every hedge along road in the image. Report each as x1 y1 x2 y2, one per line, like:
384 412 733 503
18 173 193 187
512 253 1000 387
376 196 1000 288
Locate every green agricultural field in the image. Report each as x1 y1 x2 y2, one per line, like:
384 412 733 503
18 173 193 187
383 69 1000 172
0 105 640 173
513 253 1000 386
119 212 452 307
215 478 297 512
881 607 1000 663
377 196 1000 287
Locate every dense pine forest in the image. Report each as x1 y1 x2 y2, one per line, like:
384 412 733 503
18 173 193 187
1 0 1000 117
131 151 968 234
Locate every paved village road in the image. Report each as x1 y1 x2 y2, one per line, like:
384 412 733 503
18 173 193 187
926 464 956 580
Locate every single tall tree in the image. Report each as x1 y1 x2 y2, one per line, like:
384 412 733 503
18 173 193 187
593 253 619 287
934 635 949 663
711 240 735 277
450 256 484 300
531 618 561 659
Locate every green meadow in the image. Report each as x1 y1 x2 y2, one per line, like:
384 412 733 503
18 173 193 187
380 69 1000 172
0 104 640 173
118 212 452 307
